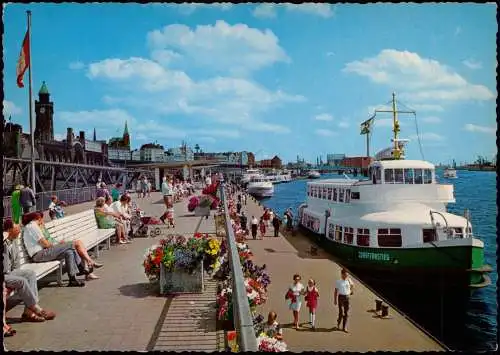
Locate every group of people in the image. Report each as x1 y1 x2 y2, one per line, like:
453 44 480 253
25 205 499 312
134 176 152 198
10 184 37 224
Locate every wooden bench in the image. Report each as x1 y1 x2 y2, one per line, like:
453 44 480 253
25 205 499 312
45 209 115 258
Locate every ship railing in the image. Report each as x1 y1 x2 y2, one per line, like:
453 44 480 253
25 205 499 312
220 183 259 351
2 186 98 221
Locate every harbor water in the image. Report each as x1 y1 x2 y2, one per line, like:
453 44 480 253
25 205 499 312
258 171 497 351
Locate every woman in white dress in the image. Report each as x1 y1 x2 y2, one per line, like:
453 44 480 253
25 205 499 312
285 274 305 329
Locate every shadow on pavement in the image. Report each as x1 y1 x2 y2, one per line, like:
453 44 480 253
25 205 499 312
119 282 163 298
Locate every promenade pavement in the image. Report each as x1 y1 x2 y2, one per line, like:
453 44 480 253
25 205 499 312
5 192 220 351
239 192 444 352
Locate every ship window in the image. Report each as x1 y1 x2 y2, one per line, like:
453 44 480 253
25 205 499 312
335 225 343 242
307 186 311 196
404 169 414 184
357 228 370 246
384 169 394 184
344 227 354 244
452 227 463 238
327 224 335 241
377 228 402 247
327 187 333 200
414 169 423 184
345 189 351 203
375 167 382 181
322 186 327 199
423 169 433 184
351 191 360 200
339 189 344 202
422 229 437 243
394 169 404 184
332 188 338 201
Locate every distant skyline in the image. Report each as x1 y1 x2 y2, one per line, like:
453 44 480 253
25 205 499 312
3 3 497 164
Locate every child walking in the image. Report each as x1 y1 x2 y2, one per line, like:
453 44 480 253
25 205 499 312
305 279 320 330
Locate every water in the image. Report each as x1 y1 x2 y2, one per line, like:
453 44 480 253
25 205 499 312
259 171 497 351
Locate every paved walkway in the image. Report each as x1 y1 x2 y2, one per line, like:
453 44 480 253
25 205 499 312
239 193 444 352
5 192 219 351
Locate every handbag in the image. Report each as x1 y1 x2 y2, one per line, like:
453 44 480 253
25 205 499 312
285 289 293 300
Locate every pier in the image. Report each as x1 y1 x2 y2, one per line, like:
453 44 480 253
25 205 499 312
4 188 444 351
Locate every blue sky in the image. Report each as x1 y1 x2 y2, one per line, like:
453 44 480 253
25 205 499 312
3 3 497 164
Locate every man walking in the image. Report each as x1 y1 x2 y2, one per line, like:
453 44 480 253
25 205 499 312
236 200 242 214
334 268 354 332
250 216 259 240
272 213 281 237
20 185 36 214
240 212 248 234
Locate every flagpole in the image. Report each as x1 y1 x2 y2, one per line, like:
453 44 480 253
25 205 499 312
27 10 36 194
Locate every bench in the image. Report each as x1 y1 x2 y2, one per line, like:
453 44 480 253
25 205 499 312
45 209 115 258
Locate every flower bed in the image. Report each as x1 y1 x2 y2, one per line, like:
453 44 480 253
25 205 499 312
187 181 220 212
143 233 223 284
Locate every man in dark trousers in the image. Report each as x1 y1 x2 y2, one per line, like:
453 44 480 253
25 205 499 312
334 268 354 332
240 212 247 234
272 214 281 237
236 201 242 214
250 216 258 240
20 185 36 214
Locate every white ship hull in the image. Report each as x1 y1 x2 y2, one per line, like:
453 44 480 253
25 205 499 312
247 181 274 197
443 168 457 179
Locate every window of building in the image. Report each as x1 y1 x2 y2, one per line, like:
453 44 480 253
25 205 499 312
394 169 404 184
345 189 351 203
422 229 437 243
384 169 394 184
357 228 370 246
339 189 344 202
335 225 343 242
414 169 423 184
423 169 433 184
332 188 338 201
327 187 333 200
351 191 360 200
344 227 354 244
404 169 414 184
327 224 335 241
377 228 402 247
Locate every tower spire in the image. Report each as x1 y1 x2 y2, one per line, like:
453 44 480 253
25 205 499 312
124 120 129 136
93 127 96 141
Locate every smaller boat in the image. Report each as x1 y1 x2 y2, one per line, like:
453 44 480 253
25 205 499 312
247 176 274 198
241 169 262 186
308 170 321 179
443 167 457 179
279 170 292 183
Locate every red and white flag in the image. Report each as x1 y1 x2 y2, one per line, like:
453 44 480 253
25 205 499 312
16 29 30 88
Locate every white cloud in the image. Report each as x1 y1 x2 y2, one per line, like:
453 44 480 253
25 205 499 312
421 116 442 124
177 3 233 15
199 136 217 144
344 49 495 102
315 128 336 137
326 52 335 57
252 4 277 18
146 20 289 75
408 103 444 112
284 4 335 18
69 61 85 70
3 100 22 116
464 123 495 134
314 113 333 121
462 59 482 70
409 132 445 141
374 118 396 128
54 133 65 141
150 49 182 66
455 26 461 36
338 120 350 128
59 109 136 128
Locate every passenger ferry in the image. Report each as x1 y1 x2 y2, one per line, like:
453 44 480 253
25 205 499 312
298 94 491 288
247 176 274 198
308 170 321 179
241 169 263 186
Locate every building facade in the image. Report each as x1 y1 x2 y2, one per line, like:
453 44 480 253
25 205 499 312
327 153 346 166
340 156 373 169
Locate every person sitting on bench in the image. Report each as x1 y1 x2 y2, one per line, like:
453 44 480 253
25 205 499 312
4 219 56 322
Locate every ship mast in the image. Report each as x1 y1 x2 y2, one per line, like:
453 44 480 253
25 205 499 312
392 92 401 160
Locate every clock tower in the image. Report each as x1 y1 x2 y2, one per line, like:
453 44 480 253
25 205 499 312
34 81 54 142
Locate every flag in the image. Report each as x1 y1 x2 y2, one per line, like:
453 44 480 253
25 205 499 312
16 29 30 88
360 115 375 135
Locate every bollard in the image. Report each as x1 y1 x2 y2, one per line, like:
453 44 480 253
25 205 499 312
381 304 389 318
375 299 383 313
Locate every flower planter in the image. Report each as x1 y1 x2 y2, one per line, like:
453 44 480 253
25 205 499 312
159 262 204 295
194 206 210 217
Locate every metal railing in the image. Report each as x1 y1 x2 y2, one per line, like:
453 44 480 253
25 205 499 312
3 186 97 219
219 182 258 351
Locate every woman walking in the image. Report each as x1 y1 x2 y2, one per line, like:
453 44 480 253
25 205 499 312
285 274 305 329
259 217 266 239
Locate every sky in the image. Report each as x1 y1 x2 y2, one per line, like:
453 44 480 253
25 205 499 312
3 3 497 165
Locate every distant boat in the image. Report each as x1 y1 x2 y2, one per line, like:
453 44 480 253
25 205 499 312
308 170 321 179
247 176 274 198
443 167 457 179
